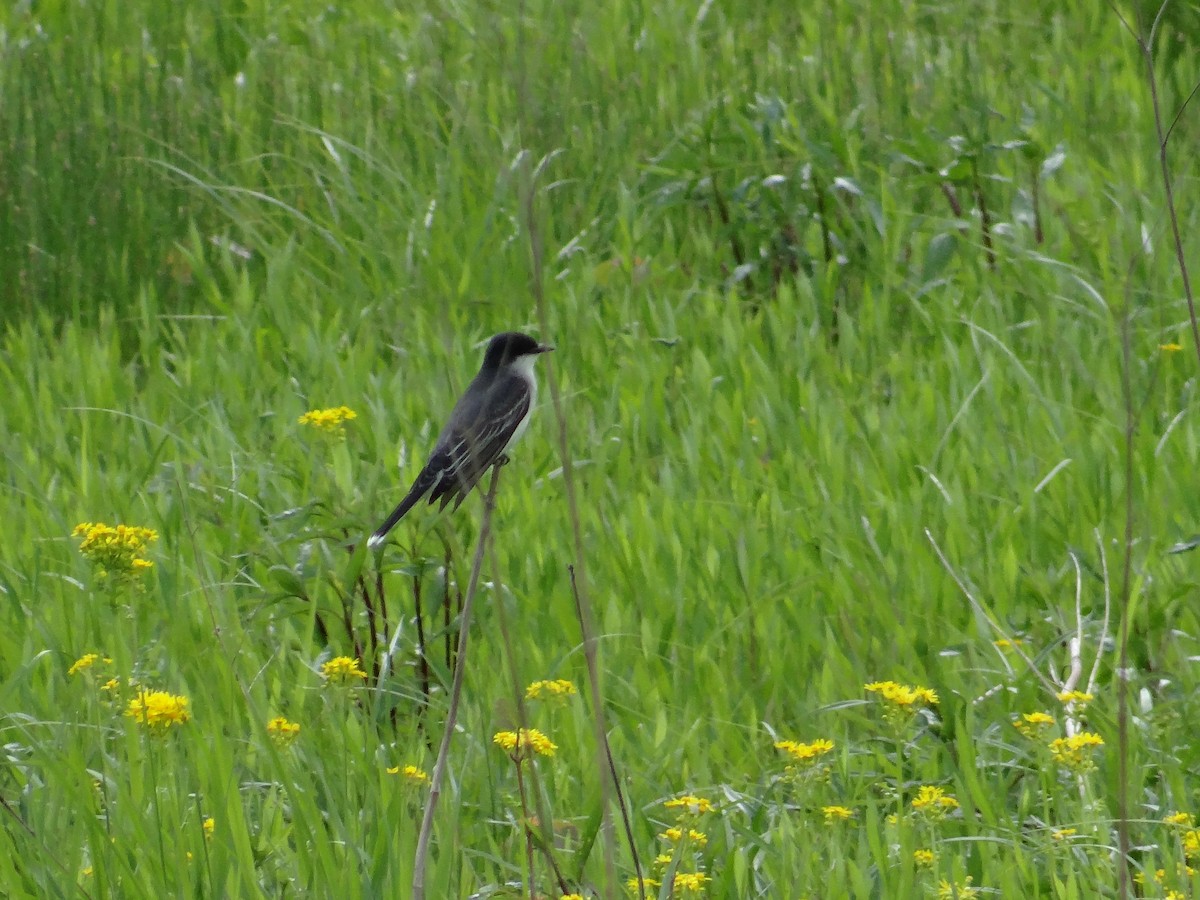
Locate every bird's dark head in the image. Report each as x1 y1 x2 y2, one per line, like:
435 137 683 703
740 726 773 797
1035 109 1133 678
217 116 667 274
481 332 553 370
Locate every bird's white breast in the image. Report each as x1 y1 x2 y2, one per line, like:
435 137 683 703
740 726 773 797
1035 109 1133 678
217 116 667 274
504 354 539 451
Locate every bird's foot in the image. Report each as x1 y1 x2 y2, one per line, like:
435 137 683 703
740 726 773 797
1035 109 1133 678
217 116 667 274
496 454 511 467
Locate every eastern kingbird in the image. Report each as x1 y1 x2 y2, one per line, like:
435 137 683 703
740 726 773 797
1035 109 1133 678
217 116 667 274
367 331 552 550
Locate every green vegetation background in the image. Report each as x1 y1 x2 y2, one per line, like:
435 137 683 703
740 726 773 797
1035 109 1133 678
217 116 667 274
2 0 1199 896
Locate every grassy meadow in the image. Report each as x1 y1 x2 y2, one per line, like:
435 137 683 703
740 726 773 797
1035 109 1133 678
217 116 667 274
3 0 1200 896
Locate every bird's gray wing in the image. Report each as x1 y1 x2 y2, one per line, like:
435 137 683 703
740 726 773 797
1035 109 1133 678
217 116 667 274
426 375 531 508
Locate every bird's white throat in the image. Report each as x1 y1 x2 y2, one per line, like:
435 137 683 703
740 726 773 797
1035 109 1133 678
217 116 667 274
505 353 540 450
511 353 539 401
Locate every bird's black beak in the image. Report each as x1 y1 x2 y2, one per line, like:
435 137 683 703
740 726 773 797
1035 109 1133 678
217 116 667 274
536 344 554 354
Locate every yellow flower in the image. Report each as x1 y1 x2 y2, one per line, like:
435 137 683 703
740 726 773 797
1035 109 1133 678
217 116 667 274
387 764 430 785
321 656 367 684
1052 828 1077 841
68 653 102 676
72 522 158 581
1013 711 1056 740
493 728 557 759
864 681 938 729
659 827 707 846
626 876 661 892
1165 812 1195 828
1184 829 1200 859
821 805 854 823
1048 732 1104 772
266 716 301 746
100 677 121 694
913 686 939 705
1160 342 1183 352
1056 690 1094 705
914 849 935 867
652 853 674 867
202 817 214 839
864 681 912 705
298 406 358 438
664 794 714 816
525 679 577 702
936 877 979 899
993 638 1024 650
672 872 710 893
1135 864 1195 884
81 866 93 878
125 690 191 733
911 785 959 819
775 738 834 762
562 895 585 900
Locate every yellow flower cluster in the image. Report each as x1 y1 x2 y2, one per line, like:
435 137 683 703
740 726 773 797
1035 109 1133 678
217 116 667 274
525 679 577 702
1051 827 1077 841
321 656 367 684
203 817 214 839
493 727 557 759
912 785 959 820
1012 711 1055 740
73 522 158 581
387 764 430 785
125 690 191 733
68 652 112 676
646 794 713 889
774 737 835 786
632 872 709 894
664 794 714 816
864 680 939 707
774 738 834 763
1134 865 1196 889
659 826 708 846
865 680 938 730
1048 732 1104 773
627 877 661 893
298 406 358 437
821 805 854 824
914 848 935 867
671 872 710 893
936 877 979 899
1184 830 1200 860
69 652 100 675
1055 690 1094 706
266 716 301 746
1164 812 1195 828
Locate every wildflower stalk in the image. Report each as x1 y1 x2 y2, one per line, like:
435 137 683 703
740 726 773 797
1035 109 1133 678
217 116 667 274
412 465 502 900
513 756 537 900
569 563 643 895
521 147 620 892
488 540 570 897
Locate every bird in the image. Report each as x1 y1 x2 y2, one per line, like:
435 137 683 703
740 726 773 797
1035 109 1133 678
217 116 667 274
367 331 553 550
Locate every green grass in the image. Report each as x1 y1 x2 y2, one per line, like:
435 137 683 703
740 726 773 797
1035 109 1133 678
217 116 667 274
3 0 1200 896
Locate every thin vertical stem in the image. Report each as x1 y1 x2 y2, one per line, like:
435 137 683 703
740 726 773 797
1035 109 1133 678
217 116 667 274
514 759 537 899
411 465 503 899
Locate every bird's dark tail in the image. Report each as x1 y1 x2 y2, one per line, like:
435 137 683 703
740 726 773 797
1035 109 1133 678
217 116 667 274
367 485 425 550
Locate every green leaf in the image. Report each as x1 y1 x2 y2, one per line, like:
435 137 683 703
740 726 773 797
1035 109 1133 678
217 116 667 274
920 232 958 284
